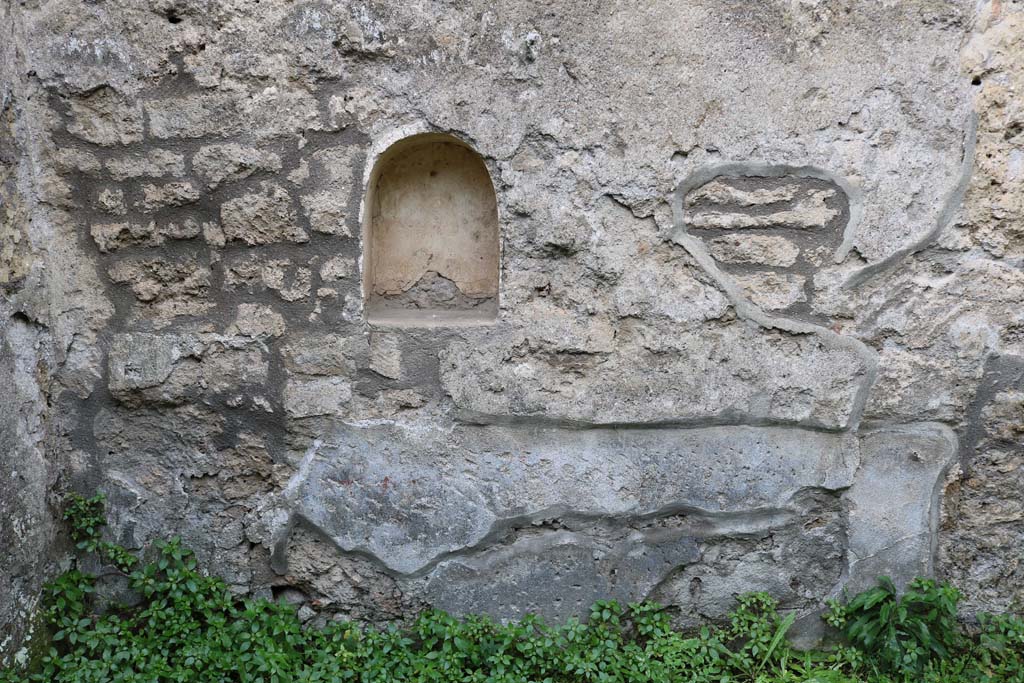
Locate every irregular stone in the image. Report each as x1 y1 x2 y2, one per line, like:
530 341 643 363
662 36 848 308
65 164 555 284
311 145 361 183
300 191 349 235
216 434 281 500
90 220 160 252
686 191 838 230
319 255 355 282
91 403 228 542
94 187 126 215
612 260 731 322
426 529 700 622
192 144 282 189
326 88 384 129
160 217 203 241
66 87 143 145
284 377 353 418
1 115 32 286
0 316 59 664
221 182 307 245
734 271 807 311
105 150 185 181
368 333 401 379
281 334 356 376
278 525 417 622
107 257 212 317
687 180 800 206
287 159 310 185
229 303 286 338
263 264 311 302
139 181 200 211
108 333 269 405
707 234 800 267
203 221 226 247
945 259 1024 304
225 254 313 302
107 333 197 398
90 218 202 252
53 148 101 175
844 424 957 593
651 503 845 633
940 357 1024 614
242 86 322 138
145 92 245 139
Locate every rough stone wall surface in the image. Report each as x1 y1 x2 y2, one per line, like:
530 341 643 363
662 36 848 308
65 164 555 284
0 0 1021 661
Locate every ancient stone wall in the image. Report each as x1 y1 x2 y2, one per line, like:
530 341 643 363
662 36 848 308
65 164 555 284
1 0 1022 662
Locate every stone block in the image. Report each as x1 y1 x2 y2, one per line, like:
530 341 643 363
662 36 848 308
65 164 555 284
105 150 185 181
300 191 349 236
139 181 200 211
221 182 307 245
844 424 957 594
283 377 353 418
319 256 356 282
94 187 126 215
707 234 800 267
229 304 286 338
441 319 869 430
66 87 143 146
426 529 700 622
108 333 269 406
192 144 282 189
281 334 357 376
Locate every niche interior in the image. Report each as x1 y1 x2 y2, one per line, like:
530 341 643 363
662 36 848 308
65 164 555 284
363 133 500 325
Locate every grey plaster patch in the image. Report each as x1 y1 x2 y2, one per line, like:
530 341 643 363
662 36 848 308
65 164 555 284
266 423 859 576
842 423 958 594
424 529 701 622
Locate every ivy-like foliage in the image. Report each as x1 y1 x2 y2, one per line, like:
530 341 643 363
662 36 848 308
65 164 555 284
2 493 1023 683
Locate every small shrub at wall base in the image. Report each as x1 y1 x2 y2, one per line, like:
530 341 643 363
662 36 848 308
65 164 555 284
2 494 1023 683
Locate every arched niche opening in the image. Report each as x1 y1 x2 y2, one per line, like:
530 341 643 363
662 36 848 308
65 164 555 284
363 133 500 326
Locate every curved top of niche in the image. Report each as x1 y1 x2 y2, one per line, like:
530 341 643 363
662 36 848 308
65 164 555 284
363 133 500 327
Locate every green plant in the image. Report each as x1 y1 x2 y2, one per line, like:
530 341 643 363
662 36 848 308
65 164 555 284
2 493 1023 683
825 576 963 678
63 493 137 572
973 613 1024 682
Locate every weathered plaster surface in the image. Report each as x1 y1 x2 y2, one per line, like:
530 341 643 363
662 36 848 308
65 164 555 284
1 0 1022 662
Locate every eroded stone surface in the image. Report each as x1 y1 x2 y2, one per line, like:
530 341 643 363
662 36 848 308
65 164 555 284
269 423 858 576
193 144 282 189
845 424 957 594
441 316 869 429
221 183 308 245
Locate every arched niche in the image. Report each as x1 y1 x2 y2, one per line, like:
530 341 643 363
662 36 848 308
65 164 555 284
362 133 500 325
